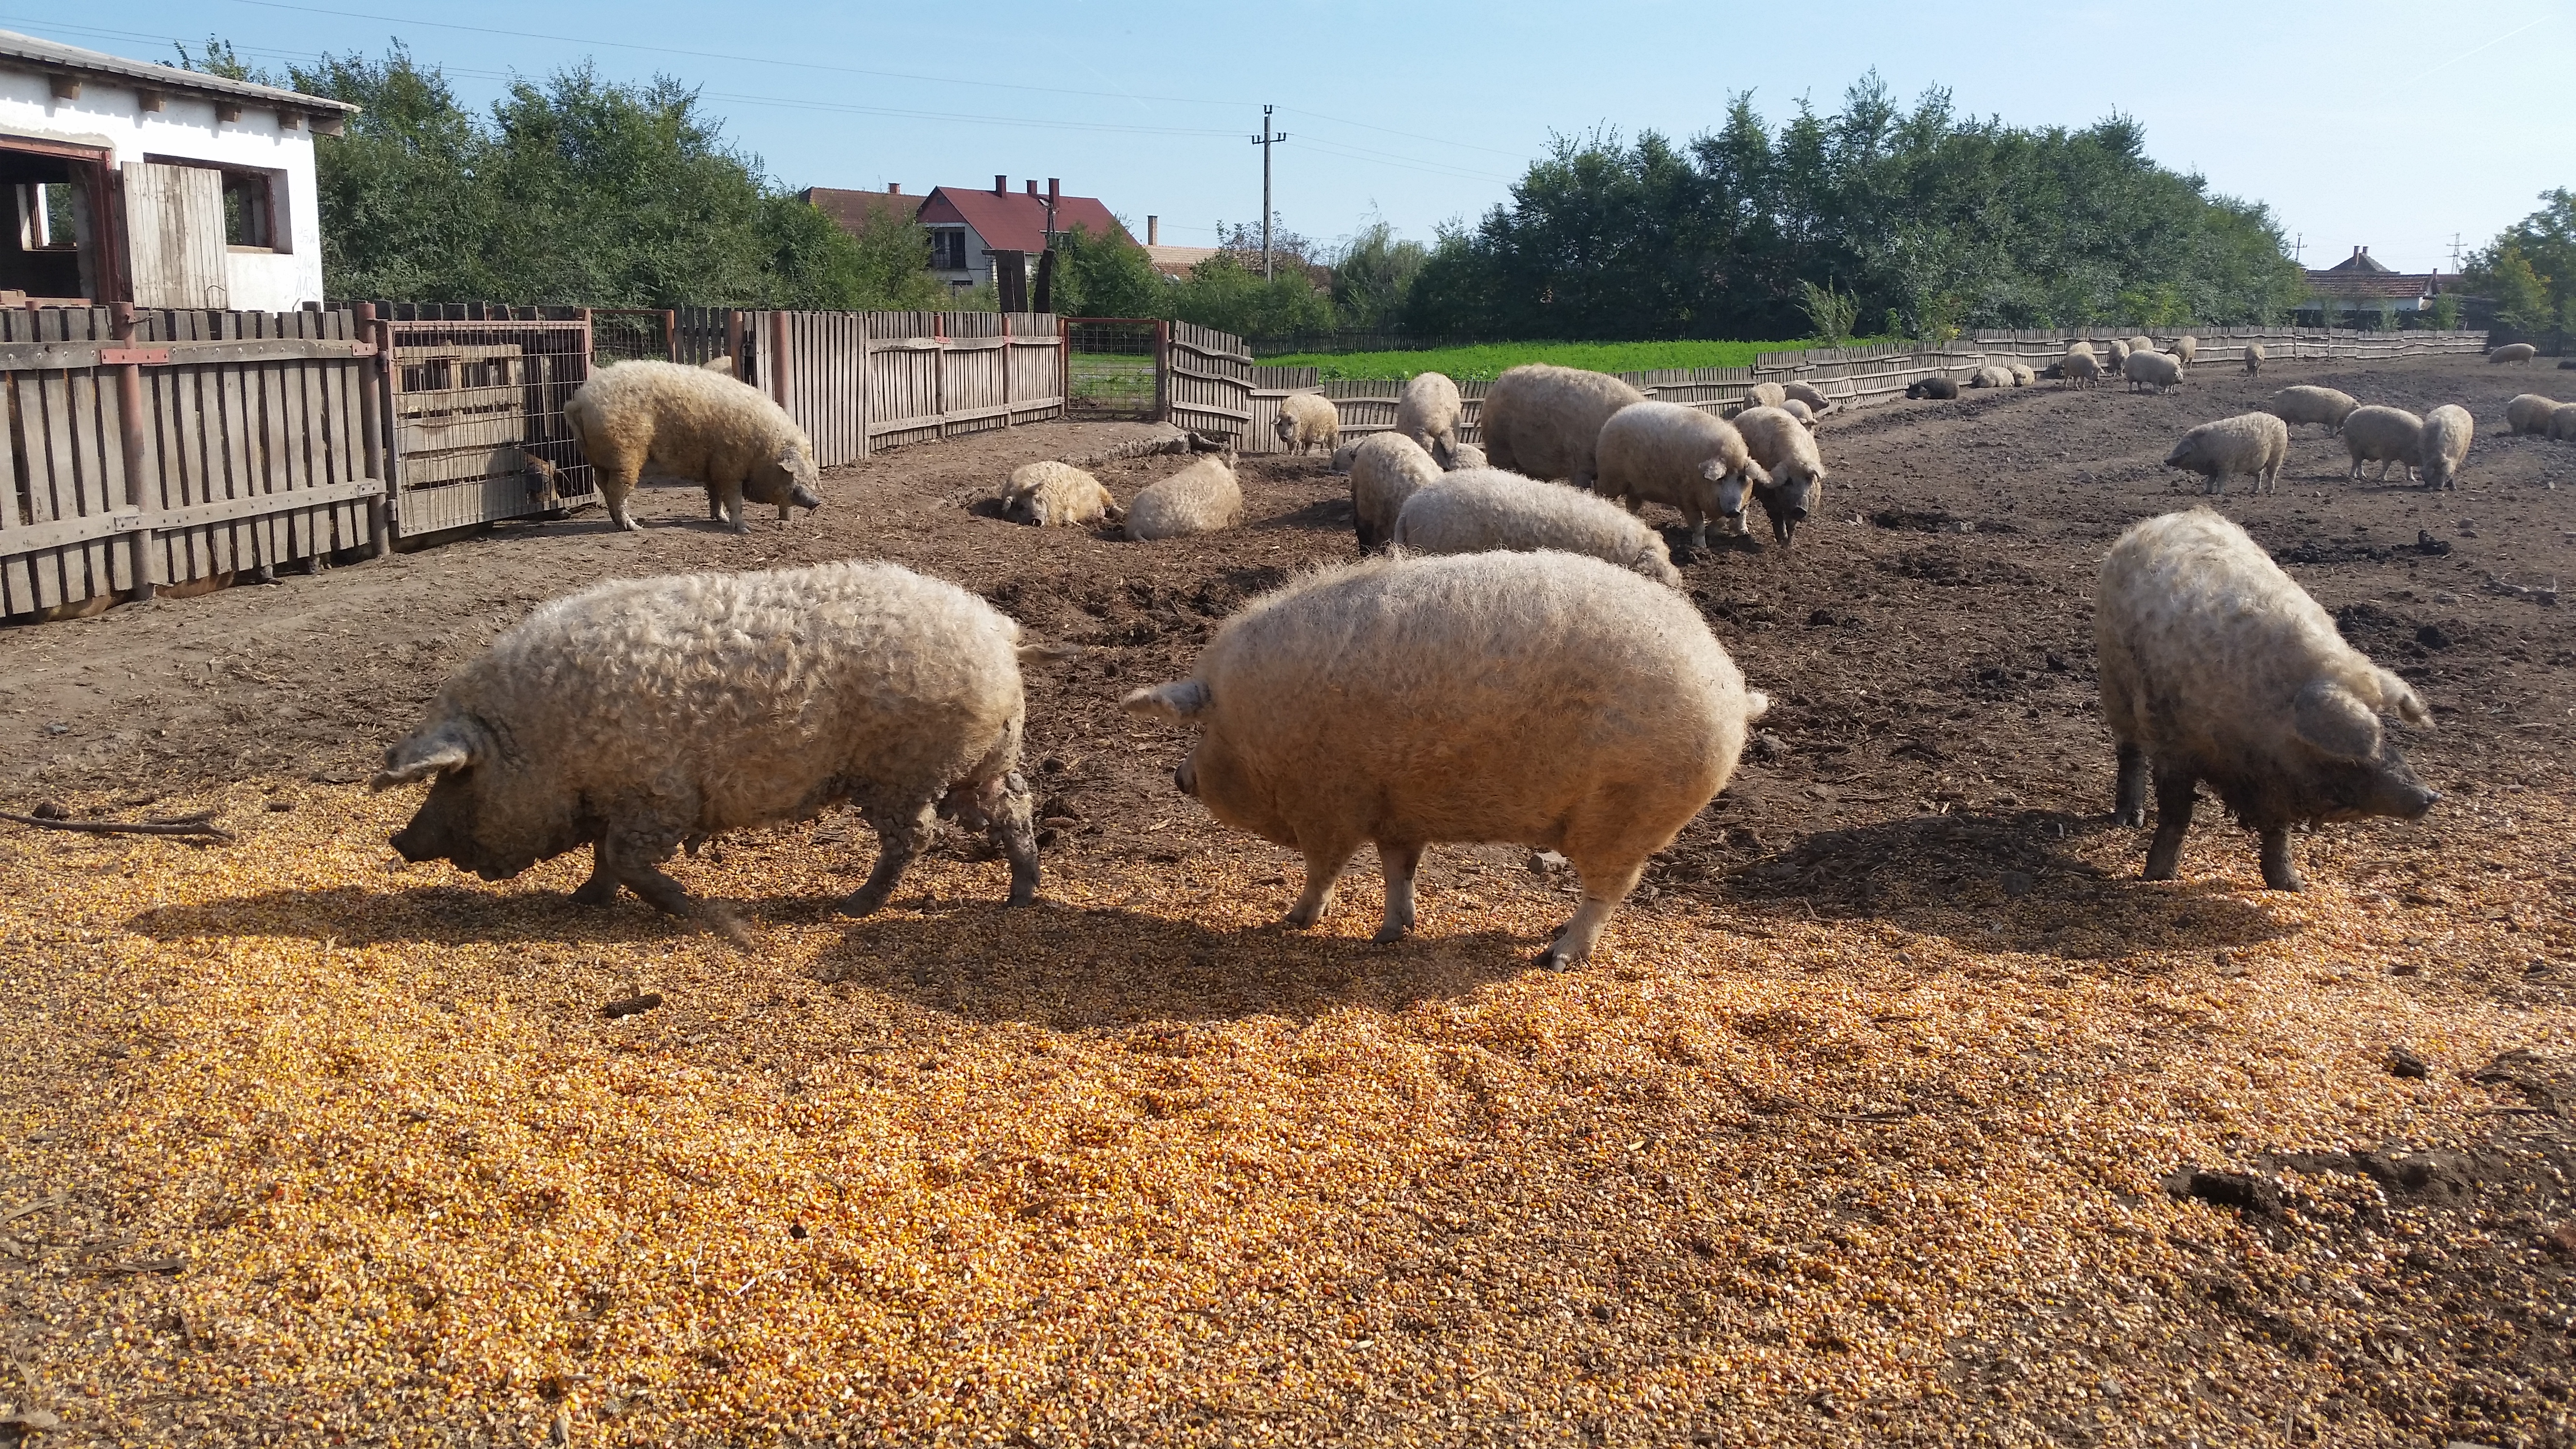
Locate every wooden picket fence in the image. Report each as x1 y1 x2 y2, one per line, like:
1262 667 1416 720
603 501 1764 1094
1269 326 2496 444
1 306 390 619
732 310 1066 466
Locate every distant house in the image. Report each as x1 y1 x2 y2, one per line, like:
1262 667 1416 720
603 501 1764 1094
799 184 917 237
808 177 1128 292
0 28 355 310
2303 246 2446 320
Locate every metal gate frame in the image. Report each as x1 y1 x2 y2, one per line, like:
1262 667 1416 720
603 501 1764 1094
371 310 596 538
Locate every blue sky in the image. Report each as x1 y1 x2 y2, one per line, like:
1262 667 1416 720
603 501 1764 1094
33 0 2574 274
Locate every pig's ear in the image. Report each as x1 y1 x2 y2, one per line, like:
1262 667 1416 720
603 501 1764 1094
1122 680 1211 722
2291 679 2383 760
371 724 479 790
2374 668 2434 727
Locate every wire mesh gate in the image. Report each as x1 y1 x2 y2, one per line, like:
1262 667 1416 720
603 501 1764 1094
1063 318 1165 420
374 313 595 536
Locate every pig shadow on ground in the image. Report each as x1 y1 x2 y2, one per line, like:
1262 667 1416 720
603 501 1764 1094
817 902 1546 1030
1666 524 1763 563
1254 497 1357 533
125 883 703 950
1719 807 2290 960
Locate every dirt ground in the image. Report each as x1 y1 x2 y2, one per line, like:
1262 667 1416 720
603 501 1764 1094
4 354 2576 1446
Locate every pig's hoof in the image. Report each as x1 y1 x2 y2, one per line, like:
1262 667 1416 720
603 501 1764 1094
1370 922 1411 945
1533 945 1582 971
841 888 893 918
2262 870 2306 892
571 877 619 906
2110 806 2146 828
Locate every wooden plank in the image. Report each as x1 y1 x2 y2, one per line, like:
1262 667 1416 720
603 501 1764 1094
85 339 137 596
0 374 30 613
28 327 80 608
154 475 384 530
394 343 527 362
402 447 534 486
216 312 260 570
0 337 379 370
121 162 230 309
395 384 527 417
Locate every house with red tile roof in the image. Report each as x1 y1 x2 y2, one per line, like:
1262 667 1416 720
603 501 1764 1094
2304 246 2447 320
805 177 1132 292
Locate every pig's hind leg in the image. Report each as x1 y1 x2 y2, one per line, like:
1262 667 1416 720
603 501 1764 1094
846 800 938 918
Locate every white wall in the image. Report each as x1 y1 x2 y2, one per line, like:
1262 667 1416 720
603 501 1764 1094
0 67 326 310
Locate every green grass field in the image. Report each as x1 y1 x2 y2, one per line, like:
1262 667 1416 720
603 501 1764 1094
1254 338 1854 381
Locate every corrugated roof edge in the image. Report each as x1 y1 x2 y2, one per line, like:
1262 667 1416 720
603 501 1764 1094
0 28 359 112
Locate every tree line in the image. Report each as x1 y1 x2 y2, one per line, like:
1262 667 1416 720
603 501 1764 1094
186 42 950 310
197 44 2558 341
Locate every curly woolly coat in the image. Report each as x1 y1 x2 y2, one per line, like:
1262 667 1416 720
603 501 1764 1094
2164 413 2289 496
373 562 1043 935
1126 455 1243 540
564 360 821 533
1392 468 1682 586
1594 401 1768 551
2266 386 2359 434
1002 461 1122 527
1477 365 1646 491
2342 405 2424 482
1272 393 1340 455
1347 432 1443 548
1122 550 1765 968
1395 372 1464 464
2096 510 2436 891
2418 404 2474 491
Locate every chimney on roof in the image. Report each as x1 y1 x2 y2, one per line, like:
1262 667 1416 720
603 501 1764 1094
1147 215 1159 245
1026 179 1039 196
887 182 900 195
994 175 1008 195
1047 177 1060 205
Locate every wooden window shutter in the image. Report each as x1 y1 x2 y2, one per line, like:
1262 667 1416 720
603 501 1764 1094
120 161 230 308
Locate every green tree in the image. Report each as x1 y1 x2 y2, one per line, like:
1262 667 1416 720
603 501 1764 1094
2469 242 2552 330
2465 191 2572 331
1166 254 1332 336
269 44 948 307
1407 75 2302 341
1328 220 1427 331
1050 223 1163 319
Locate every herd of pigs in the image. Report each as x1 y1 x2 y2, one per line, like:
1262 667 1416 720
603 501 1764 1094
373 343 2563 963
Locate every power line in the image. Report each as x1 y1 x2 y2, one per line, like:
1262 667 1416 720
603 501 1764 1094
215 0 1246 107
24 14 1246 137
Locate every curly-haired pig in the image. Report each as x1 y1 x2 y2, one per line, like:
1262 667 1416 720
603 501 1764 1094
2096 510 2437 891
1123 550 1767 968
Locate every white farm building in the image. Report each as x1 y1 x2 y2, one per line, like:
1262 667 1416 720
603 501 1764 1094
0 28 354 311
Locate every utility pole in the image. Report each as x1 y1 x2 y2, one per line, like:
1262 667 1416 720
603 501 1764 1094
1251 104 1288 281
2292 233 2303 264
2447 232 2464 272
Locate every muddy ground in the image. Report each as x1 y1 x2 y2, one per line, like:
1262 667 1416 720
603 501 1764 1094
3 356 2568 918
5 353 2576 1444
